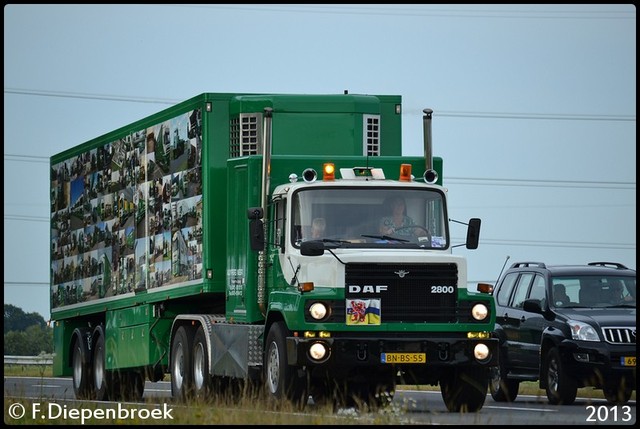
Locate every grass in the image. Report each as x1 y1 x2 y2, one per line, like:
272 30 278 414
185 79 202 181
5 365 635 425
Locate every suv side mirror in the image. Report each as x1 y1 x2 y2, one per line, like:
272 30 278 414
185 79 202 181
523 298 555 321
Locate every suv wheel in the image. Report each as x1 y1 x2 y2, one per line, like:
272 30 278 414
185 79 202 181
489 353 519 402
545 348 577 405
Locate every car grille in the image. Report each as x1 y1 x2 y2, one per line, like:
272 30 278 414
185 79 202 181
345 262 458 323
602 327 636 344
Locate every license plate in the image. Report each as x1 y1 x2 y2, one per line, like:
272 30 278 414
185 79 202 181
621 356 636 367
381 352 426 364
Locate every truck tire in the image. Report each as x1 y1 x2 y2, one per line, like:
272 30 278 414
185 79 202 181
193 326 212 400
171 325 195 400
489 352 519 402
72 337 93 400
264 321 308 409
92 332 110 401
440 367 489 412
544 347 577 405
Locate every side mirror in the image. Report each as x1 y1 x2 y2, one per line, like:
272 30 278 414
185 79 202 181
247 207 263 220
466 218 481 250
300 240 325 256
249 219 265 251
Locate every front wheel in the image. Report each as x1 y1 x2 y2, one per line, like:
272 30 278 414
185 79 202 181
264 321 308 409
440 367 489 412
544 347 577 405
489 352 519 402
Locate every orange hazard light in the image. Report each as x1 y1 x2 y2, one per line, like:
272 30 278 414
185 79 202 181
399 164 412 182
323 163 335 181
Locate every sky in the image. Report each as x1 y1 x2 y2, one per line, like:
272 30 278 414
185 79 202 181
4 4 636 322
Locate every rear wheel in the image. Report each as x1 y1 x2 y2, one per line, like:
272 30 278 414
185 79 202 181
92 332 110 401
171 325 195 400
72 337 93 399
544 347 577 405
193 326 213 400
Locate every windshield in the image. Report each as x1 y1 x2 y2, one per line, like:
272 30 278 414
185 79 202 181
551 275 636 308
291 186 448 248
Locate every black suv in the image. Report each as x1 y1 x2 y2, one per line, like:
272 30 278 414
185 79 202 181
489 261 636 405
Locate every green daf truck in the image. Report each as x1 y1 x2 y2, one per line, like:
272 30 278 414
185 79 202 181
50 92 497 411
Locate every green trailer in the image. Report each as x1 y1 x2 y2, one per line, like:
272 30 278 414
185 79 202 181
50 92 498 411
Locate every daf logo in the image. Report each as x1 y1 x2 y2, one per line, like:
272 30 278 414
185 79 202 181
348 285 388 294
395 270 410 278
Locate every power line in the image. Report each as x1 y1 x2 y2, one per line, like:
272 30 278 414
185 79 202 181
4 87 635 122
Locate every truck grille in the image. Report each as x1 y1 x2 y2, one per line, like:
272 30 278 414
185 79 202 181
345 262 458 323
602 327 636 344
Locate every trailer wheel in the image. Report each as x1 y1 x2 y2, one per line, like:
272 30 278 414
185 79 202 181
264 321 308 409
171 325 194 400
440 367 489 412
92 333 110 401
193 326 212 400
72 338 92 399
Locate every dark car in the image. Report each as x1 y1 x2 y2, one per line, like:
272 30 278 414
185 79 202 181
488 261 636 405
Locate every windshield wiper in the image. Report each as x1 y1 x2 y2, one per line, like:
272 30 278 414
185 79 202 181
361 234 410 243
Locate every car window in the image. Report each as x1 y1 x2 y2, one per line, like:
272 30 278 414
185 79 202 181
528 274 546 301
553 275 636 307
495 272 518 306
511 273 534 308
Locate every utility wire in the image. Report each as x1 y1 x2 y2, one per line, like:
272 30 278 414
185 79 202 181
4 87 635 122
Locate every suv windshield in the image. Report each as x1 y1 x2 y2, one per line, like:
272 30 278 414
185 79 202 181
291 186 448 249
551 275 636 308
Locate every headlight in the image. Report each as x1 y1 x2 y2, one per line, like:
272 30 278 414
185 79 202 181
471 303 489 321
473 343 491 361
309 302 327 320
568 320 600 341
308 342 330 362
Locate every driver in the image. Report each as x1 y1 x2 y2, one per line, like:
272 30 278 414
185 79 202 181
379 196 416 237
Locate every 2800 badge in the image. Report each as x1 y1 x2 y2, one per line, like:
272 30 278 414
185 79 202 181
430 285 454 294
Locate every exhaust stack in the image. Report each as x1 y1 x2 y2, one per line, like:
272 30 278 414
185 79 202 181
422 108 438 184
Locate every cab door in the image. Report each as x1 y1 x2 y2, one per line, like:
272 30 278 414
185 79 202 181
500 272 534 369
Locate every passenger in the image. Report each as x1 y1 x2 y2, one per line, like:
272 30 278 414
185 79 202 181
310 218 326 239
552 283 570 306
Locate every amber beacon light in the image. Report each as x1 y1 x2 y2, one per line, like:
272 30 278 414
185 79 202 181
323 163 335 181
399 163 412 181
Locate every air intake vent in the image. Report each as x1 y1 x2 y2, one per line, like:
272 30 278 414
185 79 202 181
363 114 380 156
230 113 263 158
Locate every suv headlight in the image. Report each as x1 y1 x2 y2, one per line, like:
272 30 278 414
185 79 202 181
568 320 599 342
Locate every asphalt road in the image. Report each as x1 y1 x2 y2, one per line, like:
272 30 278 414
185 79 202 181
4 376 636 425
